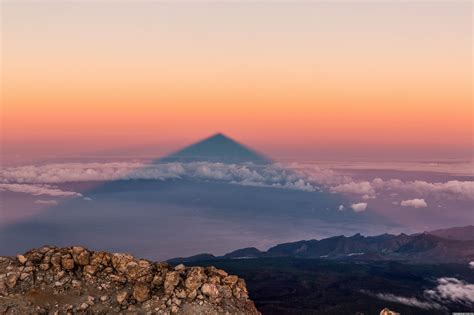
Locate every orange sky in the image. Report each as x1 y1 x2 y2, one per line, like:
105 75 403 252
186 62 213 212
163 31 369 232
1 2 472 160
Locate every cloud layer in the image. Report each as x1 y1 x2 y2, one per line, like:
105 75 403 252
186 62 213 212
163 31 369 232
366 277 474 310
351 202 368 212
0 183 82 197
373 292 442 310
400 198 428 208
34 199 59 205
1 162 473 206
425 278 474 305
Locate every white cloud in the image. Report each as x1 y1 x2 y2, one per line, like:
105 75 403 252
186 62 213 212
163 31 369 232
338 205 345 211
425 278 474 305
330 181 375 196
0 183 82 197
372 178 474 200
0 162 318 194
400 198 428 208
351 202 367 212
365 278 474 310
34 199 58 205
373 292 442 310
1 161 472 201
470 261 474 269
330 177 474 201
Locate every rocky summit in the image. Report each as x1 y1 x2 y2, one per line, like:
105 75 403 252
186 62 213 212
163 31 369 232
0 246 260 315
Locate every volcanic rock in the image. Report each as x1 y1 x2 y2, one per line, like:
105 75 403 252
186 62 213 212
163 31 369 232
0 246 260 314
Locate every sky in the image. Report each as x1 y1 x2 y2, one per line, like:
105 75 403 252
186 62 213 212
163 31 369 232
1 1 472 161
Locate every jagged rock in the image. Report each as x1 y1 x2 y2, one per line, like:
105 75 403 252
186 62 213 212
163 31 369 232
201 283 219 299
380 308 400 315
125 259 152 281
5 275 17 289
16 255 27 265
112 253 134 274
132 282 150 302
76 251 90 266
0 246 260 314
185 266 206 292
83 264 97 275
90 252 111 267
116 290 129 304
164 271 181 295
61 256 75 270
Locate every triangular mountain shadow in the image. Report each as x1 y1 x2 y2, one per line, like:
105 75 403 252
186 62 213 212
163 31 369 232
155 133 270 164
0 133 396 259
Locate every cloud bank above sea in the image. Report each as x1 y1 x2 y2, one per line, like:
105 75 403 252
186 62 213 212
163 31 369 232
0 162 472 207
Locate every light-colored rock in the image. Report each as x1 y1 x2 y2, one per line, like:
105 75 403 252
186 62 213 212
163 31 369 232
76 251 90 266
201 283 219 299
0 246 260 315
380 308 400 315
133 282 150 302
116 290 129 304
16 255 27 265
164 271 181 295
112 253 134 274
83 264 97 275
61 258 75 270
185 266 206 292
6 274 17 288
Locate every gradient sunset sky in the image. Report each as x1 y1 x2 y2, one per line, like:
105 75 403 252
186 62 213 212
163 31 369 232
2 1 472 161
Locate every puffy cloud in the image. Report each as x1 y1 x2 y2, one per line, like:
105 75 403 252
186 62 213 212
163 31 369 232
400 198 428 208
425 278 474 305
338 205 345 211
365 278 474 310
373 292 442 310
0 183 82 197
372 178 474 200
351 202 367 212
470 261 474 269
34 199 58 205
322 160 473 176
331 177 474 201
330 181 375 196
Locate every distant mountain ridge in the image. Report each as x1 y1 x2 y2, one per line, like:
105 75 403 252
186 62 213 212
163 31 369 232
156 133 270 164
169 226 474 264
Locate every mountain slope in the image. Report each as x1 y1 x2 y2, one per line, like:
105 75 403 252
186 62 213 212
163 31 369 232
427 225 474 241
169 227 474 264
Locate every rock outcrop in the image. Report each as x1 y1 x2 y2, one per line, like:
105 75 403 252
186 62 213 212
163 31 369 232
0 246 260 314
379 308 400 315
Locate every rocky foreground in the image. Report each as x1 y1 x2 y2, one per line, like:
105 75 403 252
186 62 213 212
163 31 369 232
0 246 260 314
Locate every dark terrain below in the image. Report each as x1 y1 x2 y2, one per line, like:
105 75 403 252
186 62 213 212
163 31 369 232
178 258 474 315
